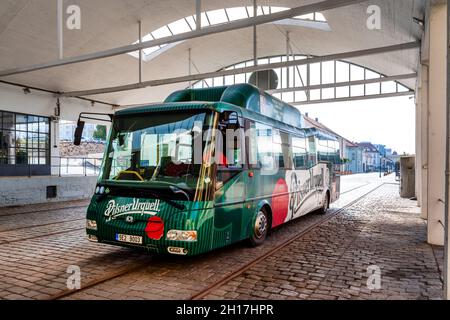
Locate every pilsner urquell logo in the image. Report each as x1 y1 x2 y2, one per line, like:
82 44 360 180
104 199 161 221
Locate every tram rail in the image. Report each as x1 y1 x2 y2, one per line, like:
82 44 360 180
190 182 384 300
47 182 384 301
0 204 88 218
0 217 84 234
0 227 84 244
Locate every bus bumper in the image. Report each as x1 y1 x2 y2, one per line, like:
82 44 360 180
86 206 216 256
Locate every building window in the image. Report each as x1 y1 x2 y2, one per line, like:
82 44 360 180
0 111 50 166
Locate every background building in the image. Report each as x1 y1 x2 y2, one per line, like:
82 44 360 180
59 121 97 142
346 143 364 174
358 142 381 173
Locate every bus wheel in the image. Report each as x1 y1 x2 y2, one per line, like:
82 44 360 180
248 208 269 247
318 192 329 215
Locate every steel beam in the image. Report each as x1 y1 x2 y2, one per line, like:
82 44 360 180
138 20 143 83
292 91 414 105
269 73 417 94
253 0 258 66
57 0 63 59
60 41 420 97
195 0 201 30
0 80 116 107
0 0 367 77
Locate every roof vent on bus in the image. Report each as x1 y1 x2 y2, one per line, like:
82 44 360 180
248 69 279 91
220 84 261 111
164 86 227 103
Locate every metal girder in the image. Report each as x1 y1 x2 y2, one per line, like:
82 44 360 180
138 20 143 83
292 91 414 105
0 80 117 107
253 0 258 66
195 0 201 30
269 73 417 94
60 41 420 97
0 0 367 77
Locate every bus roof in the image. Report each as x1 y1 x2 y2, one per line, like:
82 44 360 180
114 84 338 139
165 84 303 128
114 100 337 141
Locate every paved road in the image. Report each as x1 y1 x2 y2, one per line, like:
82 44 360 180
0 173 443 300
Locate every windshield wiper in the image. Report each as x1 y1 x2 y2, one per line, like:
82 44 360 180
101 184 186 211
168 185 191 201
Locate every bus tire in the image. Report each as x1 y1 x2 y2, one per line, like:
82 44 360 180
248 207 270 247
318 192 329 215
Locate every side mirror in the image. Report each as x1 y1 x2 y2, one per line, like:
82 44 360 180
74 120 85 146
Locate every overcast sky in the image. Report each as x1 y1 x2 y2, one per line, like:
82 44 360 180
298 95 416 155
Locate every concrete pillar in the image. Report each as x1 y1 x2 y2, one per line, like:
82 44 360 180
51 119 61 176
415 83 422 207
427 3 447 245
420 65 429 220
445 0 450 301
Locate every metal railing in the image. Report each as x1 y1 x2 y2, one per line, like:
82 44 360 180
55 156 103 177
0 155 103 177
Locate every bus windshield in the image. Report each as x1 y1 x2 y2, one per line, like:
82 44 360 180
101 110 216 193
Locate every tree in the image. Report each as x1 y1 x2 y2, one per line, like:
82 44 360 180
93 125 107 141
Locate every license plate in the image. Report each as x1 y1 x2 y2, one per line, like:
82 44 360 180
115 233 143 245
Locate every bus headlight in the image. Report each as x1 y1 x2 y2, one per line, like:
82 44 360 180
86 219 97 230
87 234 98 242
166 230 197 242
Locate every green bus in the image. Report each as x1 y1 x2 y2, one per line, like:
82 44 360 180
81 84 340 256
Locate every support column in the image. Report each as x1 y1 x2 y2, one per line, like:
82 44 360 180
445 0 450 301
427 3 447 245
420 65 429 220
415 83 422 207
51 118 61 176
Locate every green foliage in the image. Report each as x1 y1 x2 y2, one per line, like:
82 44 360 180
16 150 28 164
93 125 107 141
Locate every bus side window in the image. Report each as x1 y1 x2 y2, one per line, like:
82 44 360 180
318 136 328 162
292 135 307 170
245 120 259 169
279 131 293 170
255 122 274 170
216 112 244 189
273 130 292 170
217 112 244 168
307 136 317 167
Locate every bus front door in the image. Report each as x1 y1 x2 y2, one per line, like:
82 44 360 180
213 169 246 247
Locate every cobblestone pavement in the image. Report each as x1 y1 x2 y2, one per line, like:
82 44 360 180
0 174 444 300
202 183 444 300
